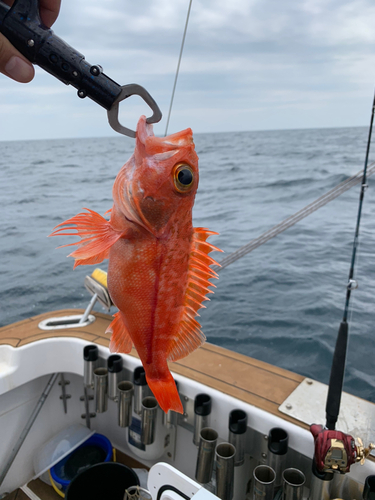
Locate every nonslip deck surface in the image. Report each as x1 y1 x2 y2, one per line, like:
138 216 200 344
4 451 146 500
0 309 304 428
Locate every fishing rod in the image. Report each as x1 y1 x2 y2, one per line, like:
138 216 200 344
309 91 375 489
325 91 375 433
0 0 162 137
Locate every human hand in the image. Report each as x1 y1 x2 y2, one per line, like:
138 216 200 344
0 0 61 82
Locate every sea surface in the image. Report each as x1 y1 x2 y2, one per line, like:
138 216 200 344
1 126 375 403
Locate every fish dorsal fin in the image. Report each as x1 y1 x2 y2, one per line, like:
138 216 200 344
167 228 222 362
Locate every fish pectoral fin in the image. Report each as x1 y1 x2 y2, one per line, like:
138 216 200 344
50 208 124 269
107 312 133 354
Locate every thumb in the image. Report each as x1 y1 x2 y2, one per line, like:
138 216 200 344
0 33 34 82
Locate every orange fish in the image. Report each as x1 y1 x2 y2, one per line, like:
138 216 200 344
51 116 222 414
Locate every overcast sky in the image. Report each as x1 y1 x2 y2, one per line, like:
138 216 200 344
1 0 375 141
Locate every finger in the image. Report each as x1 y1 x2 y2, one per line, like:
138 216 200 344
1 0 61 27
0 33 34 82
40 0 61 27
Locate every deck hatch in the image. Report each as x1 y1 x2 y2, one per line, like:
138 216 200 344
279 377 375 455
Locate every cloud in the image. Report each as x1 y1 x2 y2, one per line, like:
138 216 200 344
1 0 375 140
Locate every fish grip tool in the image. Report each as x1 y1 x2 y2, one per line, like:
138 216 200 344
0 0 162 137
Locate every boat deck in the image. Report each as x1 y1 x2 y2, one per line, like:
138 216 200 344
0 308 307 499
2 309 375 499
0 308 305 428
5 451 146 500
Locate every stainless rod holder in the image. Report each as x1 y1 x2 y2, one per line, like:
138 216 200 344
215 442 235 500
267 427 288 490
282 468 305 500
252 465 276 500
118 381 134 428
83 344 99 388
195 427 218 484
193 394 211 446
141 396 158 445
108 354 123 401
308 474 332 500
228 409 247 466
134 366 149 416
94 367 108 413
163 380 179 429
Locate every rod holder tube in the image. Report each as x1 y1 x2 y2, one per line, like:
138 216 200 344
107 354 123 401
94 367 108 413
252 465 276 500
195 427 218 484
118 381 134 428
267 427 288 490
134 366 149 416
308 472 333 500
215 442 235 500
282 468 305 500
163 381 179 429
141 396 158 445
363 476 375 499
193 394 212 446
228 409 247 466
83 345 99 388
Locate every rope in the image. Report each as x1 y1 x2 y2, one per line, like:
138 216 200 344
164 0 193 136
213 162 375 272
48 470 65 498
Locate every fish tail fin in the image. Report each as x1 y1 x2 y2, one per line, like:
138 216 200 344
147 374 183 414
49 208 122 268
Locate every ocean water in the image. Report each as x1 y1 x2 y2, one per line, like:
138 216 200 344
1 126 375 403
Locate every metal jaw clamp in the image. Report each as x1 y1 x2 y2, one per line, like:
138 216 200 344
108 83 162 138
0 0 162 137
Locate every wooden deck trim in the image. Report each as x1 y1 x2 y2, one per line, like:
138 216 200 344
0 309 305 427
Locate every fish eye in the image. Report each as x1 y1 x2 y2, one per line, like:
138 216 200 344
173 163 194 193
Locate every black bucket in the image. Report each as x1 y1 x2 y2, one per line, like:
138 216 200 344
65 462 140 500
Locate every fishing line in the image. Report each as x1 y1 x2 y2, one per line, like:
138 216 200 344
342 98 375 323
164 0 193 136
212 161 375 272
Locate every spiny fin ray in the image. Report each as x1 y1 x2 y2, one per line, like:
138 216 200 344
167 227 221 362
107 312 133 353
50 208 123 268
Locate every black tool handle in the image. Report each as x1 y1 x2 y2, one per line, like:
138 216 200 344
0 0 122 110
325 320 348 430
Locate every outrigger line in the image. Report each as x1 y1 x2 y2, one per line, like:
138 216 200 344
213 160 375 272
164 0 193 137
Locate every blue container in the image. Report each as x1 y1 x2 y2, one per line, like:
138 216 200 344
50 433 112 490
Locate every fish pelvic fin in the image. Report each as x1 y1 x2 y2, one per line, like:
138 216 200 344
107 312 133 354
49 208 123 269
167 227 223 362
147 373 183 414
